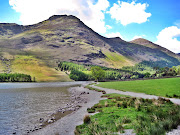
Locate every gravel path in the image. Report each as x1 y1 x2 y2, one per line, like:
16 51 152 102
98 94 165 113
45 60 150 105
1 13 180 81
31 86 102 135
91 85 180 105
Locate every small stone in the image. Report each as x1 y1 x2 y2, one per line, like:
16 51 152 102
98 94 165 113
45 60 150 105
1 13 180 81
39 118 44 123
48 119 53 123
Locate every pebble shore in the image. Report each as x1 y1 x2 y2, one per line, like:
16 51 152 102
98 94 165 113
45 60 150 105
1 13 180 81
30 85 102 135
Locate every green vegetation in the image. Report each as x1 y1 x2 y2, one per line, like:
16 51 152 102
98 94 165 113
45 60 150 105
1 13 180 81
69 70 89 81
75 94 180 135
58 61 88 71
58 61 145 81
121 61 156 74
97 78 180 98
85 84 106 94
0 73 32 82
103 51 134 68
91 66 105 81
58 61 180 82
173 65 180 75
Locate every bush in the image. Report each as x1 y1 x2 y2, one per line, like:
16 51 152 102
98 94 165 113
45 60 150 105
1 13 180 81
87 108 95 113
83 115 91 124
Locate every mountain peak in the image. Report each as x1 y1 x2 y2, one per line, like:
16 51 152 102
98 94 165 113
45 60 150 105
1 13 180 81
130 38 153 45
47 15 80 21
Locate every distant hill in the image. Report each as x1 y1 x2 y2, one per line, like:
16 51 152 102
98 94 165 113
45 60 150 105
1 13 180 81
130 38 178 59
0 15 180 81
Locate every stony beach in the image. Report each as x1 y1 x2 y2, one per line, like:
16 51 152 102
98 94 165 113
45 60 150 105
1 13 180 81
30 85 102 135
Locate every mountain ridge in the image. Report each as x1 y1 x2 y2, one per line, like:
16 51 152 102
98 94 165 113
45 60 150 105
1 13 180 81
0 15 180 81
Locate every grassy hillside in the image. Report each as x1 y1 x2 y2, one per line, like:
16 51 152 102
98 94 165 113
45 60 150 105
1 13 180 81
97 78 180 98
0 15 180 82
11 55 71 82
0 15 180 70
102 50 134 68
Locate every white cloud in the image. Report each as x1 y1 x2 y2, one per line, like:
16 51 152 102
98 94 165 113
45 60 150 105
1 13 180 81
156 26 180 53
9 0 109 34
108 1 151 26
106 25 112 29
105 32 123 39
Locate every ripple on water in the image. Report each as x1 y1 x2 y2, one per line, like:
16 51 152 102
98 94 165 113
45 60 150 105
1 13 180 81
0 82 87 135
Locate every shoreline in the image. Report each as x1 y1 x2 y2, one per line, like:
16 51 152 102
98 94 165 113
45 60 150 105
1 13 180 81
28 83 180 135
30 84 102 135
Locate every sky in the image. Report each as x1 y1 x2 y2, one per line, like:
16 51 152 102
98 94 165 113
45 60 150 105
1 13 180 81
0 0 180 53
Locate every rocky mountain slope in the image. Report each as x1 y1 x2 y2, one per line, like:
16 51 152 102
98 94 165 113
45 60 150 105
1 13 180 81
0 15 180 81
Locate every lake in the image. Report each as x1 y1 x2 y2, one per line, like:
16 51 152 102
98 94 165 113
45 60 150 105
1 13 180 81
0 82 88 135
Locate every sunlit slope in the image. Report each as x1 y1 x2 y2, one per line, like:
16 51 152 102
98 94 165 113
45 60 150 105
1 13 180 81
11 55 71 82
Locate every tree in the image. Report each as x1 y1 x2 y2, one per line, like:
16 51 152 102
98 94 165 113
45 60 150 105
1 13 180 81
91 66 105 81
69 70 89 81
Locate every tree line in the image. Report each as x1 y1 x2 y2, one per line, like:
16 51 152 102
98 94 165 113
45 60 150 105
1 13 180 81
57 61 180 82
0 73 32 82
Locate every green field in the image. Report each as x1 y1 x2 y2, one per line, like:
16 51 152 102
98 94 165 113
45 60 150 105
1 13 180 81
97 78 180 98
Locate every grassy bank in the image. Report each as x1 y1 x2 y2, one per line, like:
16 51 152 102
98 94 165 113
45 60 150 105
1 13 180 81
75 94 180 135
97 78 180 98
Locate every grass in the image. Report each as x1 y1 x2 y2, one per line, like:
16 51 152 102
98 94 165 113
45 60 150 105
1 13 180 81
97 78 180 98
102 50 134 68
0 60 4 73
75 94 180 135
11 55 72 82
85 84 106 94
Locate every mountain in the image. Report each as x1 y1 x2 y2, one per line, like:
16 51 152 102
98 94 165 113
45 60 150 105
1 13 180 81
130 38 179 59
0 15 180 81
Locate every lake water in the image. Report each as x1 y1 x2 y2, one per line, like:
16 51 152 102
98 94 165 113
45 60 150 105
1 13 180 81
0 82 88 135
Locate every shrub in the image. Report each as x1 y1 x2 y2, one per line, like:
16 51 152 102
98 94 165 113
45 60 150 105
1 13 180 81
83 115 91 124
122 117 131 123
87 108 95 113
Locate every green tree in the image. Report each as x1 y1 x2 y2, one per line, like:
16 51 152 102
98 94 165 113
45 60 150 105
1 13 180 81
69 70 89 81
91 66 105 81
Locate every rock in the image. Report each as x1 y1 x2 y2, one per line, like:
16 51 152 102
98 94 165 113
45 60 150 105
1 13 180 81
51 117 55 120
39 118 44 123
48 119 53 123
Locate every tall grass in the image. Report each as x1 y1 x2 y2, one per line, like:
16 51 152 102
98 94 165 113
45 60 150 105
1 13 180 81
75 94 180 135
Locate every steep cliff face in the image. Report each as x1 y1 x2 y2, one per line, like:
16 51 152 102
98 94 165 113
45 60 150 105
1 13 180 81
0 15 180 70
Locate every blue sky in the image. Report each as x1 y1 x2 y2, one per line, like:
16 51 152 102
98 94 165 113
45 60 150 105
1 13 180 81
0 0 180 53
